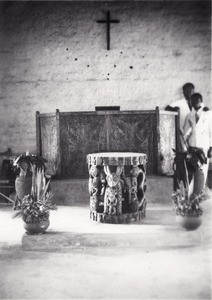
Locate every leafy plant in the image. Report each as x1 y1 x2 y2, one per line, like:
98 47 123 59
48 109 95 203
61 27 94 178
172 181 208 217
172 147 209 217
13 193 56 223
13 151 48 177
172 191 204 217
13 160 56 223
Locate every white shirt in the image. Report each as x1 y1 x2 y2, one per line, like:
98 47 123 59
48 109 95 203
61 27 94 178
170 98 191 129
183 107 212 152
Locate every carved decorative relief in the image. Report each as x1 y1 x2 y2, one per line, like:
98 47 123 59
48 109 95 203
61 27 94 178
87 152 147 224
159 114 176 175
88 165 101 212
38 110 176 179
108 114 157 174
60 114 107 178
103 165 124 215
40 116 57 175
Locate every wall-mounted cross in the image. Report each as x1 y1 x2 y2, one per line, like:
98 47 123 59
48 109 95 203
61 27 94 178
97 11 120 50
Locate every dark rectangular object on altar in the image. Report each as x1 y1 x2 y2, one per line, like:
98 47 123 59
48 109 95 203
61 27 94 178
95 106 120 111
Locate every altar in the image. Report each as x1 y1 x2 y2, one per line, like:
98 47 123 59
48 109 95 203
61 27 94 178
36 108 179 179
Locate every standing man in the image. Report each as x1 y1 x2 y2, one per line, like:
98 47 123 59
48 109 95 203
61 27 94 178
183 93 212 193
165 82 194 129
165 82 195 151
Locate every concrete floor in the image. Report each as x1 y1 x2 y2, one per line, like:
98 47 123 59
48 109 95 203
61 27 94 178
0 199 211 300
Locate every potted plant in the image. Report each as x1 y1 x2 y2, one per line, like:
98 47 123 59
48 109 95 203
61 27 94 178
172 183 207 230
172 148 208 230
13 163 56 234
13 151 48 209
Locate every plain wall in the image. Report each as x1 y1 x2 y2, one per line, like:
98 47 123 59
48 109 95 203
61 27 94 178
0 1 211 153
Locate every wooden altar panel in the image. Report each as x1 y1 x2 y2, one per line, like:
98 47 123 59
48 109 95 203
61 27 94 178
60 113 107 178
36 109 179 179
158 111 177 175
108 113 157 174
39 115 58 176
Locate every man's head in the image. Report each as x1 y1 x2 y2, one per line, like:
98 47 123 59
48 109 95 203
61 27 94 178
183 83 194 101
190 93 203 111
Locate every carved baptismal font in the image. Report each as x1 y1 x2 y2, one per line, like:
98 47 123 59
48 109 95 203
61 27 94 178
87 152 147 223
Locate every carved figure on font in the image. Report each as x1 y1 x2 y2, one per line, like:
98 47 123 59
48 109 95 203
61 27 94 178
88 165 101 212
103 165 124 215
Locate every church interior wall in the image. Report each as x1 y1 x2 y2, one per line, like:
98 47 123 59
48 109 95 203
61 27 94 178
0 1 211 153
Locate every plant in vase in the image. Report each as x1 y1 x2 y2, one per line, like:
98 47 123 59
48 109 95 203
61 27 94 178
172 183 208 230
13 151 48 209
13 164 56 234
172 148 208 230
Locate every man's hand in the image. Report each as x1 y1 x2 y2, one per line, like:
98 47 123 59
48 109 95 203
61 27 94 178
203 106 210 111
207 147 212 158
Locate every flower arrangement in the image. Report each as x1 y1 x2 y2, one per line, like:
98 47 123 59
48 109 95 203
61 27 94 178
172 188 207 217
13 192 56 223
13 159 56 223
172 147 209 218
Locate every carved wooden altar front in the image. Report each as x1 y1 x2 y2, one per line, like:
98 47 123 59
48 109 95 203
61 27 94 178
87 152 147 223
36 108 179 178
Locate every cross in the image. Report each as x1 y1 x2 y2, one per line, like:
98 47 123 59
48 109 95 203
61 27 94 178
97 11 120 50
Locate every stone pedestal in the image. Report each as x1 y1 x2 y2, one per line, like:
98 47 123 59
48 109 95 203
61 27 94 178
87 152 147 223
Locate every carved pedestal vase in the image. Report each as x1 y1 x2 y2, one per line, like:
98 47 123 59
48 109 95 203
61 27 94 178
15 172 32 200
175 214 202 231
23 219 50 235
14 175 32 209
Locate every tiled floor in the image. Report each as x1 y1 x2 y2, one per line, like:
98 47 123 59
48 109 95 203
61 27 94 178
0 198 211 299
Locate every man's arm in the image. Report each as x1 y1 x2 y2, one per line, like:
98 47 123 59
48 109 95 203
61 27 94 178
183 114 192 141
207 147 212 158
207 111 212 158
